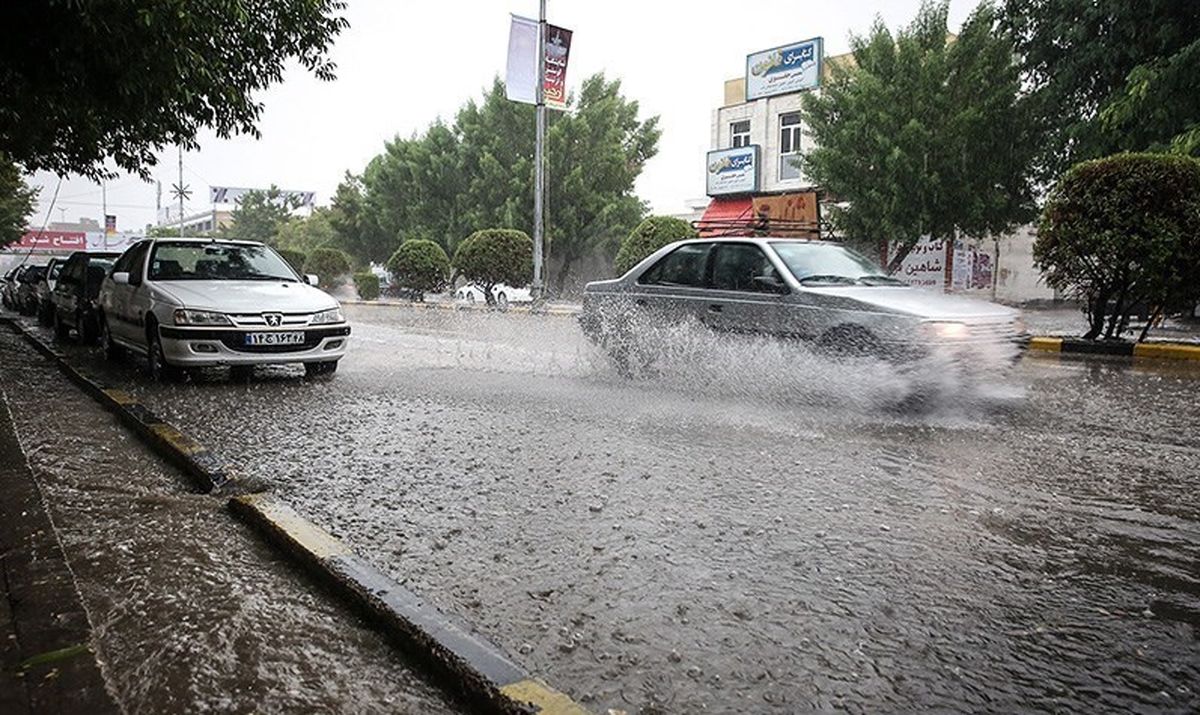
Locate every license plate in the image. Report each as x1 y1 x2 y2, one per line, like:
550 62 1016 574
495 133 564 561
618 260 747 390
245 332 304 346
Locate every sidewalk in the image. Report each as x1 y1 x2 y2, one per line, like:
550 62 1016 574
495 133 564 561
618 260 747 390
0 397 118 715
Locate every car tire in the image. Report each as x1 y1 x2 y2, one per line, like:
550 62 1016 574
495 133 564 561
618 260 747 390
52 309 69 340
817 324 884 359
304 360 338 378
38 302 52 326
77 311 95 344
147 326 183 382
100 316 124 361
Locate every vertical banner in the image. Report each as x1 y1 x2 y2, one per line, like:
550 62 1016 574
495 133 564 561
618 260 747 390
105 214 117 235
506 15 538 104
544 24 572 111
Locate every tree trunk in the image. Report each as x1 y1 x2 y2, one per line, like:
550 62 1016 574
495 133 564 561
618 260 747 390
1084 289 1109 340
1137 304 1162 343
553 256 574 297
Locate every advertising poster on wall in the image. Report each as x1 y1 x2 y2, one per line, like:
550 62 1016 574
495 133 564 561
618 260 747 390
746 37 823 100
888 236 948 290
706 146 760 196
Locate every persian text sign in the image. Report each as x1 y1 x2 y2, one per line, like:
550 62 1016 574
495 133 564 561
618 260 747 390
889 236 948 290
746 37 823 100
10 230 86 251
544 24 572 111
706 146 760 196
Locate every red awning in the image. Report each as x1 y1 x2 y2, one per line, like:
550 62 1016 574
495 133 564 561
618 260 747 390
696 197 755 237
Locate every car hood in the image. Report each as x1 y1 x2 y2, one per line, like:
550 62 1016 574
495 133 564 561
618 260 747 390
152 280 339 313
805 285 1018 320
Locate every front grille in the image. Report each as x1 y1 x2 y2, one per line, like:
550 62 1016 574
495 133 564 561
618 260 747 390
217 325 350 353
969 320 1020 342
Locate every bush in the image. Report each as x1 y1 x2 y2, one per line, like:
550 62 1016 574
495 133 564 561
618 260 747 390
276 248 307 274
353 271 380 301
387 239 450 299
451 229 532 305
303 246 352 287
613 216 697 275
1035 153 1200 340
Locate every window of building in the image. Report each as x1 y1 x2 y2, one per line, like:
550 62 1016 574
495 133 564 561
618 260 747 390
779 112 803 181
730 120 751 148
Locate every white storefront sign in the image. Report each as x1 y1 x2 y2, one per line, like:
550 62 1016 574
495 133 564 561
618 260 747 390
746 37 823 100
889 236 947 290
706 146 760 196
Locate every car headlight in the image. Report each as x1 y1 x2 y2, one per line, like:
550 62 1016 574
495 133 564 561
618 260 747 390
921 321 969 340
173 309 232 326
310 307 344 325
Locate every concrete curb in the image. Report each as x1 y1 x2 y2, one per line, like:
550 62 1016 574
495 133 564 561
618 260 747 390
1026 335 1200 362
230 493 590 715
1 317 241 493
342 299 580 318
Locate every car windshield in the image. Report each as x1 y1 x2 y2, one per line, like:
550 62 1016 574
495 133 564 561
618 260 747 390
770 242 902 286
148 242 297 282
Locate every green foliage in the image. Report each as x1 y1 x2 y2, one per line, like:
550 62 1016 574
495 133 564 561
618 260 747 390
451 229 533 305
353 271 380 301
1035 153 1200 340
144 224 205 238
0 1 347 180
329 74 658 291
1004 0 1200 180
276 248 307 274
276 208 336 254
223 187 300 244
387 239 450 297
613 216 697 275
303 246 352 287
0 153 37 249
802 1 1035 271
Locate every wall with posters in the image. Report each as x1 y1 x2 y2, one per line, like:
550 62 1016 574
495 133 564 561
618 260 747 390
885 228 1056 302
888 236 947 289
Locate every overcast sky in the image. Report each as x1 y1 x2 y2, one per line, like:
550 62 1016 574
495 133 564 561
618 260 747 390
29 0 975 232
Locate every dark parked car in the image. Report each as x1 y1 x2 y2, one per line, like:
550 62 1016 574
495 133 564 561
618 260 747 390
51 252 120 343
15 265 47 316
1 265 24 309
35 257 65 325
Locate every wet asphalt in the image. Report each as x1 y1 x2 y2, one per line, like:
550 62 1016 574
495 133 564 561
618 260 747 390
6 303 1200 714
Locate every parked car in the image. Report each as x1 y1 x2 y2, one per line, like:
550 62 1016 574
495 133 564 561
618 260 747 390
454 283 532 309
1 265 25 309
579 237 1026 371
15 264 47 316
35 257 65 325
50 251 121 342
97 238 350 380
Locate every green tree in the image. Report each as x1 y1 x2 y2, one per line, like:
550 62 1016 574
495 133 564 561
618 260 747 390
0 1 346 180
223 187 301 243
613 216 697 275
802 1 1035 271
353 272 380 301
277 208 337 254
303 246 352 287
276 248 308 274
1035 153 1200 340
1004 0 1200 181
451 229 533 306
387 239 450 299
0 154 37 248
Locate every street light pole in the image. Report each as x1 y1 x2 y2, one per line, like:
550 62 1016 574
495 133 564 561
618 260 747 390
532 0 546 305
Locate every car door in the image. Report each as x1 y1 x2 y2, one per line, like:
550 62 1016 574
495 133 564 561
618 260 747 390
53 255 82 323
704 242 788 336
629 242 714 329
105 241 149 343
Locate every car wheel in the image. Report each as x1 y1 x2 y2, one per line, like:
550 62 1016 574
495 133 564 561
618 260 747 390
38 302 52 326
147 327 183 382
496 292 509 311
304 360 338 378
101 317 124 361
817 324 884 359
77 311 94 344
52 309 69 340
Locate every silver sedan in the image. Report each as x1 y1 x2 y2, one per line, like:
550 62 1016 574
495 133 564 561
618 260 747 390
580 237 1026 370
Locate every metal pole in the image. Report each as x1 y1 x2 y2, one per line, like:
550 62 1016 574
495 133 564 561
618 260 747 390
532 0 546 304
101 181 108 249
178 147 185 238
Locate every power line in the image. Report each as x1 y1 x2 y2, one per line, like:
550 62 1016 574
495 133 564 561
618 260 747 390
16 178 63 267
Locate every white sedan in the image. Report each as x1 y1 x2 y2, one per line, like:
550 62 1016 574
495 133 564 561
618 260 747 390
98 238 349 380
453 283 531 309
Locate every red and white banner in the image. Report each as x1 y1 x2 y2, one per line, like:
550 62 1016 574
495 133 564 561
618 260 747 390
543 24 572 111
10 230 86 251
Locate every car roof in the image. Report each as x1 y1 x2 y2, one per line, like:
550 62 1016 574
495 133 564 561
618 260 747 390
144 237 264 246
675 236 833 246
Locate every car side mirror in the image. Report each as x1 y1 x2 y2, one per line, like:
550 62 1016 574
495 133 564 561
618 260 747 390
111 271 130 285
753 275 789 294
304 274 319 286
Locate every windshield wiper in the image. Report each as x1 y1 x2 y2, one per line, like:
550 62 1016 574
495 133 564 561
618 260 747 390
857 274 904 286
240 274 296 282
798 274 859 285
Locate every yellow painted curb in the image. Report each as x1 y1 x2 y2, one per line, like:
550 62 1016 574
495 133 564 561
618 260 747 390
1027 337 1063 352
234 494 350 559
1133 342 1200 362
500 679 592 715
102 388 139 406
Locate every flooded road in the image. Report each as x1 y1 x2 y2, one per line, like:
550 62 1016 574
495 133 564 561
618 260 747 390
12 304 1200 713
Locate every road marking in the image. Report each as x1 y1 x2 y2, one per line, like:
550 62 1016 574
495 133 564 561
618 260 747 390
1027 336 1063 352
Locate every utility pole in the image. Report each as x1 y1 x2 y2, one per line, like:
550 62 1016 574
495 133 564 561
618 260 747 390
178 147 185 238
532 0 546 304
101 181 108 249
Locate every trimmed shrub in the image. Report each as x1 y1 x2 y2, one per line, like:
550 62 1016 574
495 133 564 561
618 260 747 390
276 248 307 274
303 246 352 287
613 216 697 275
387 239 450 299
353 272 380 301
451 229 532 305
1035 152 1200 340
